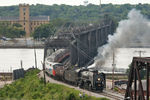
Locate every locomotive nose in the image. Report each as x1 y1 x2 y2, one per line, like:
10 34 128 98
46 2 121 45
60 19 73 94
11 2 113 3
97 78 101 81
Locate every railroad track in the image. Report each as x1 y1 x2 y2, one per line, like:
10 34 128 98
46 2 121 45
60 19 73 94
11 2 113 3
101 91 124 100
39 71 124 100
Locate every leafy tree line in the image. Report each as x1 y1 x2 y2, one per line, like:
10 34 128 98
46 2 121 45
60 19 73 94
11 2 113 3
32 19 76 39
0 4 150 23
0 23 25 38
1 3 150 38
32 23 56 39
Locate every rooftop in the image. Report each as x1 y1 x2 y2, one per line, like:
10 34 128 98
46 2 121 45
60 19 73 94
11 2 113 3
30 16 49 21
0 16 49 21
0 16 19 21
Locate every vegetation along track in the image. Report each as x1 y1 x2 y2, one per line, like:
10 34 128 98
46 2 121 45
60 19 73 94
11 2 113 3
39 71 124 100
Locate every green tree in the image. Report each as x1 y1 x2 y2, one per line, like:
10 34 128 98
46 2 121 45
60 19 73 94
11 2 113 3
33 23 56 39
126 63 146 79
2 4 150 25
0 23 25 38
13 23 22 27
51 18 72 28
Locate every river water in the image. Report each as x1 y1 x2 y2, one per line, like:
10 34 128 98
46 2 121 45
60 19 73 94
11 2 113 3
104 48 150 71
0 49 44 72
0 48 150 72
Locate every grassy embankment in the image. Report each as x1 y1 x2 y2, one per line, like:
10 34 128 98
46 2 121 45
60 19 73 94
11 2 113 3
0 69 109 100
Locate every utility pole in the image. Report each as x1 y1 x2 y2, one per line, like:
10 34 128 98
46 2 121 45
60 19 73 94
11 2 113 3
112 50 116 90
42 46 47 86
20 60 23 69
34 48 37 68
41 61 46 85
34 41 37 69
99 0 101 8
134 50 146 57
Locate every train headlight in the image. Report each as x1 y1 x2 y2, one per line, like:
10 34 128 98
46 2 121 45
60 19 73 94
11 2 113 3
98 78 101 81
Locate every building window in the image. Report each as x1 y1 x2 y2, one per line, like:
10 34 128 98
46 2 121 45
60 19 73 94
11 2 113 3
24 23 25 25
23 8 26 12
24 12 25 15
34 22 36 25
24 17 25 20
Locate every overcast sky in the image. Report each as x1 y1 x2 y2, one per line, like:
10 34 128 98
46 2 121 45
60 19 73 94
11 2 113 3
0 0 149 6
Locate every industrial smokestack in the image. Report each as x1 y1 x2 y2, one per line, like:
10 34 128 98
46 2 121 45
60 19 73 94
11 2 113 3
91 9 150 69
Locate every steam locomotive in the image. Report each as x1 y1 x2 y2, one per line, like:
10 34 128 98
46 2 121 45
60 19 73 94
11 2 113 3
45 60 105 92
63 67 106 91
44 48 105 92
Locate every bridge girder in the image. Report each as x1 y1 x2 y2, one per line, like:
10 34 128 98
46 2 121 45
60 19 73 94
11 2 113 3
44 20 115 67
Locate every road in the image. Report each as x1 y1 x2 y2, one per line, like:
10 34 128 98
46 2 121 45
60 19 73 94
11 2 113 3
38 71 124 100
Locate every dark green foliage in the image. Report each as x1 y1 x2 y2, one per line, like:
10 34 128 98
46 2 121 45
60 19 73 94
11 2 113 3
0 69 108 100
66 93 77 100
51 18 75 28
32 23 56 39
126 63 146 79
1 3 150 39
12 23 22 27
139 69 146 79
1 4 150 23
0 23 25 38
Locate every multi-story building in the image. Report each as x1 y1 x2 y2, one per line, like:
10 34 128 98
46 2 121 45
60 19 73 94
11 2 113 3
0 4 50 37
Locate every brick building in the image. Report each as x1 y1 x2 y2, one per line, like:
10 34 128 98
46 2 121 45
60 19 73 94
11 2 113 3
0 4 50 37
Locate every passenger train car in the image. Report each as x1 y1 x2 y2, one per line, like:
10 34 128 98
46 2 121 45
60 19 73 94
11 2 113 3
45 61 63 76
45 49 106 92
45 49 68 76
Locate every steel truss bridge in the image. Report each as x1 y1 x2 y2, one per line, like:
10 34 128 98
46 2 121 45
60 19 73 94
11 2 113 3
44 19 115 67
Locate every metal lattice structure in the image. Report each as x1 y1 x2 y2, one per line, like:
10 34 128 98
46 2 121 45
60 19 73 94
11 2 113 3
44 19 115 67
125 57 150 100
